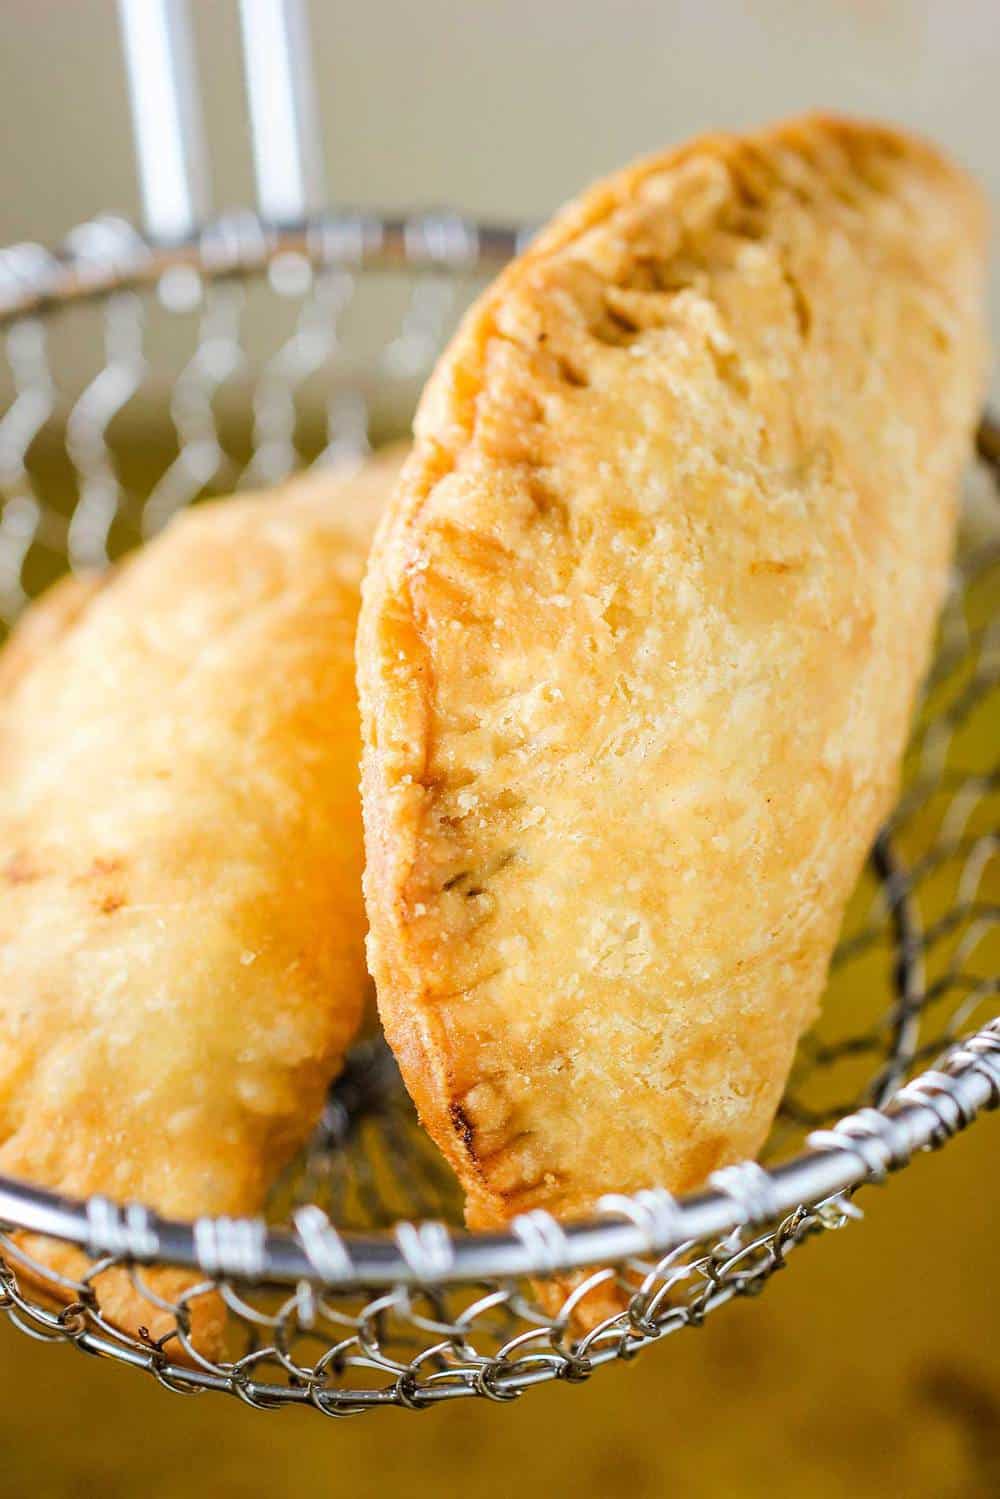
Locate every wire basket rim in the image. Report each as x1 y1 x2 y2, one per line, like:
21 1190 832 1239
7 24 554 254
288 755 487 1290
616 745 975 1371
0 1017 997 1291
0 210 530 325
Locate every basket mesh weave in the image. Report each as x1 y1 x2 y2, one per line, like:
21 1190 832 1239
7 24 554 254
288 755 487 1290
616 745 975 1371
0 219 995 1414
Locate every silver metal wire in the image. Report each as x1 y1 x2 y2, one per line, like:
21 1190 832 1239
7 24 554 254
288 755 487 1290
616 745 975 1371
117 0 210 243
0 217 995 1414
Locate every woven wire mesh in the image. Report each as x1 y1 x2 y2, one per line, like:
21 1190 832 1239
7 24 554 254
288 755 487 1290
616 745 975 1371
0 217 996 1415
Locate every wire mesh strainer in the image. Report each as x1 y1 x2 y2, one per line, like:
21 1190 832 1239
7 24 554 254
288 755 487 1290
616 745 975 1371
0 0 996 1417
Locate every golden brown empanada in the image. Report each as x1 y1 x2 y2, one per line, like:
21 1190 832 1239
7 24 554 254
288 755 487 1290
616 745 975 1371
358 115 988 1262
0 445 405 1356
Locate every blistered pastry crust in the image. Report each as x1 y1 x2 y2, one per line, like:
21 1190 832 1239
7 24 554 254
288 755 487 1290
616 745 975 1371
0 446 405 1354
358 117 988 1239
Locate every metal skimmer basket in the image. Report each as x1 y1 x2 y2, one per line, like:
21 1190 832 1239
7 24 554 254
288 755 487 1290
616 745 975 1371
0 0 996 1418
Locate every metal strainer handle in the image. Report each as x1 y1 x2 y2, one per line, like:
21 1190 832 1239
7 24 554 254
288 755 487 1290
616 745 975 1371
118 0 325 241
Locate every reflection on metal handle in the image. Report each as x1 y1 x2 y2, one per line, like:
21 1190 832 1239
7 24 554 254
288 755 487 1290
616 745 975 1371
238 0 327 224
117 0 210 242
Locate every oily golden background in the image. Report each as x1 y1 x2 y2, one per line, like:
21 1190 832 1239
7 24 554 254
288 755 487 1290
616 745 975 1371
0 1123 996 1496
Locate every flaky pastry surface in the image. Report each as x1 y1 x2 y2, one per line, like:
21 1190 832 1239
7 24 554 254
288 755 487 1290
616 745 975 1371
0 445 405 1353
358 116 988 1238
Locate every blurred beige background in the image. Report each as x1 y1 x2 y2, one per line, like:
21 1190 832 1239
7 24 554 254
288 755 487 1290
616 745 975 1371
1 0 998 233
0 2 997 1495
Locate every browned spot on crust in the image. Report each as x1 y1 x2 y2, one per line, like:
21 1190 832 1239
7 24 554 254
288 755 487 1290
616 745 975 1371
448 1101 476 1155
75 855 128 912
4 851 39 885
602 295 642 339
537 330 589 386
749 558 803 575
